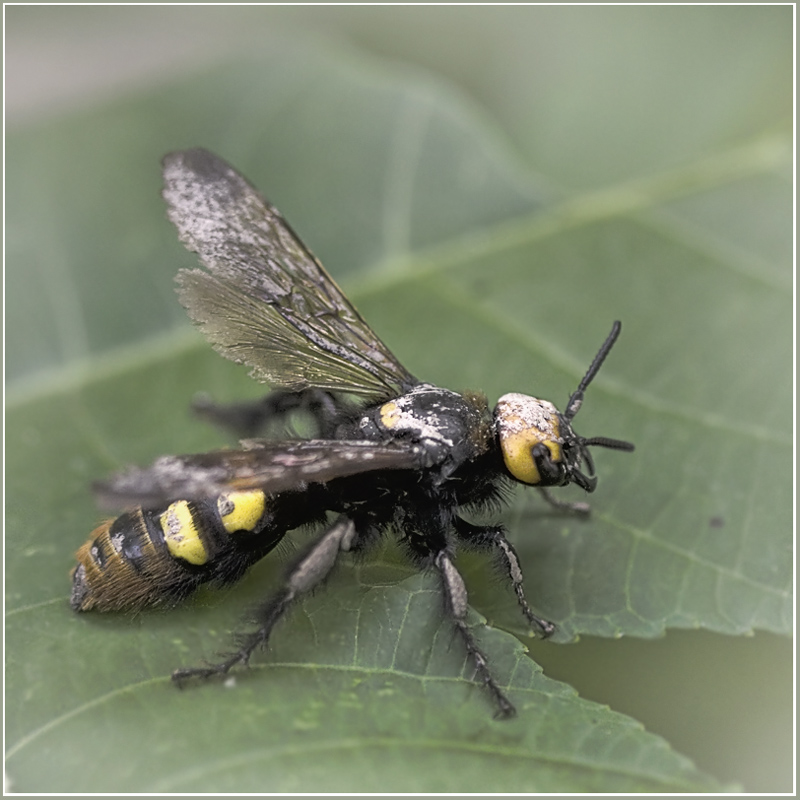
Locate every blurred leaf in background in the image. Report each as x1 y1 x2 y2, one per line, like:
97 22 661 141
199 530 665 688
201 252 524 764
5 5 792 793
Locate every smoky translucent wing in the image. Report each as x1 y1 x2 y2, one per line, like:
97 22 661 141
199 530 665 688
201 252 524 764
162 148 416 399
94 439 426 510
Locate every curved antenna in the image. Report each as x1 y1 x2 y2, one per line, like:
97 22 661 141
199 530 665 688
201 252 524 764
564 321 622 421
583 435 635 452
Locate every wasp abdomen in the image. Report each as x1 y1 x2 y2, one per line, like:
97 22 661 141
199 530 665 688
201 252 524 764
71 490 282 612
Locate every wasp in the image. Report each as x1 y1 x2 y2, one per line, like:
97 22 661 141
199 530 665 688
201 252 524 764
71 148 634 718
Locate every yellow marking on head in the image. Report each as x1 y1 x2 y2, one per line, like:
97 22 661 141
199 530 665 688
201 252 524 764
160 501 208 565
217 490 266 534
501 432 562 485
495 393 562 485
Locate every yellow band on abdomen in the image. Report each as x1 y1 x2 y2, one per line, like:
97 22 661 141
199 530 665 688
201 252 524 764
160 501 208 565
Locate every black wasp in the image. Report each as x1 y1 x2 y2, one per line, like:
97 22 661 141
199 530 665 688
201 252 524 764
72 148 634 718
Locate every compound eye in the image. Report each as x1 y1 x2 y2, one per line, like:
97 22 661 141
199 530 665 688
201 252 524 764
495 393 563 485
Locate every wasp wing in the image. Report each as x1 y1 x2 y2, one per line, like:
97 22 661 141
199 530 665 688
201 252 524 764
162 148 416 399
94 439 426 510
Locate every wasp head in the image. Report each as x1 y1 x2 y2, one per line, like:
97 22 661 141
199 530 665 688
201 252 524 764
493 322 634 493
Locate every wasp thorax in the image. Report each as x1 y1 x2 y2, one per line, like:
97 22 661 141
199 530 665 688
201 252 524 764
494 393 564 485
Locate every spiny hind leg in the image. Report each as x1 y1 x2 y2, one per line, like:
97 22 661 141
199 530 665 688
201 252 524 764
452 516 555 638
433 550 517 719
173 515 356 683
191 388 339 438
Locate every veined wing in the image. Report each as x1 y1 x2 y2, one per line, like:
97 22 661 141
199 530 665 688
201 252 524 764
162 148 416 399
94 439 426 510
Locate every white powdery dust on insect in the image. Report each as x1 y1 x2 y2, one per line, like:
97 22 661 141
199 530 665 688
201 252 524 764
495 393 560 439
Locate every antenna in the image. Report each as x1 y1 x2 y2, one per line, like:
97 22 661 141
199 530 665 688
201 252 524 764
564 321 623 421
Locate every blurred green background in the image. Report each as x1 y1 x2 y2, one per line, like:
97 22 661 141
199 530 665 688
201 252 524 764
5 5 792 793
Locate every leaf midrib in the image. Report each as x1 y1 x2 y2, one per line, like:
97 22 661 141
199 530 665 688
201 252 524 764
6 130 789 424
360 129 791 295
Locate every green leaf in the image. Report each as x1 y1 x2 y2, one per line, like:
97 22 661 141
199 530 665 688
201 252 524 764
5 21 788 794
6 564 722 793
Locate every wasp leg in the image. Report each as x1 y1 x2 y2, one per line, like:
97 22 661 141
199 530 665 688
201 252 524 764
191 388 339 438
172 515 356 684
537 487 591 516
434 550 517 719
452 517 555 638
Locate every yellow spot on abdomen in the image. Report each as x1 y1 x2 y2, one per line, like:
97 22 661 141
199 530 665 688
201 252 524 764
217 490 266 534
160 501 208 565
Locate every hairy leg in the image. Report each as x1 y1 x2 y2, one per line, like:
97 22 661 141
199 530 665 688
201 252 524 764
191 388 339 438
537 486 590 516
433 550 517 718
173 515 356 682
452 516 555 637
